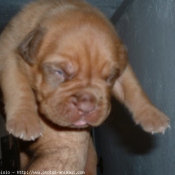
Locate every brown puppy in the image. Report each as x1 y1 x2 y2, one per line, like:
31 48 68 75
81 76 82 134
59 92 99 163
0 0 169 173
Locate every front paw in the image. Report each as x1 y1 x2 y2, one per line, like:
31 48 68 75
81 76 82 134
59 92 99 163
6 113 43 141
134 106 170 134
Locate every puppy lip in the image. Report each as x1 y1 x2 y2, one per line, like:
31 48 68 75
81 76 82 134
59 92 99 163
73 119 87 126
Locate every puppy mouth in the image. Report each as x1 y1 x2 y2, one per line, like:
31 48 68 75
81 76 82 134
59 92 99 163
70 105 97 128
73 119 87 125
72 118 89 127
70 109 101 128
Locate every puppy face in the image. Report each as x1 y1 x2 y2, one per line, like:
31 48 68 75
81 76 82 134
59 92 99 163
19 10 127 128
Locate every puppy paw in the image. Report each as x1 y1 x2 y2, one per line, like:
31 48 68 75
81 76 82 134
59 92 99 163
134 107 170 134
6 113 43 141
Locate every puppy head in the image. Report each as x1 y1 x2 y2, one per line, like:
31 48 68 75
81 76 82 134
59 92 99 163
18 9 127 128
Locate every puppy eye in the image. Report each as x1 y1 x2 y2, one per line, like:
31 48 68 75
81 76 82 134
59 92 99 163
55 70 64 76
106 75 114 83
106 69 119 84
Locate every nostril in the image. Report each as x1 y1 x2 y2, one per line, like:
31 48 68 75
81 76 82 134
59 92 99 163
70 93 96 114
77 102 95 113
77 94 96 113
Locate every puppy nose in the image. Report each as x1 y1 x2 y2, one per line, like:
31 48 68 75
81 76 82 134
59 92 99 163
76 93 96 113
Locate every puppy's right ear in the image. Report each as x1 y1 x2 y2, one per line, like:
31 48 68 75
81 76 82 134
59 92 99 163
18 27 45 65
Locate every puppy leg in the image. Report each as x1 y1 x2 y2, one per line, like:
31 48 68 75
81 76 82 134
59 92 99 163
0 60 42 141
113 64 169 134
20 152 30 170
26 129 90 173
84 138 97 175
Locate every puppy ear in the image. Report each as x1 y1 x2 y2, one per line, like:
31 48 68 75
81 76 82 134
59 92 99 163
18 27 45 65
117 43 128 75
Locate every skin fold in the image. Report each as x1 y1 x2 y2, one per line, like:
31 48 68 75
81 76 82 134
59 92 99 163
0 0 169 174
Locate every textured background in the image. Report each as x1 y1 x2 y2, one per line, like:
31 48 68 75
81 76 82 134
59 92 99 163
95 0 175 174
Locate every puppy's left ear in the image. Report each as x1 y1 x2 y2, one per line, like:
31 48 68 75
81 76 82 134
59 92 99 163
18 27 45 65
116 43 128 75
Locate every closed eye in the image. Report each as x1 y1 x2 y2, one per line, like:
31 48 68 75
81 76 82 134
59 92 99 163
55 69 64 76
54 69 71 81
42 61 74 81
106 69 120 84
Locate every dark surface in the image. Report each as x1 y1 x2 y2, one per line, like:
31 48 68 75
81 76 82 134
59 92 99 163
110 0 134 24
0 0 34 33
0 0 122 33
1 135 20 173
96 0 175 174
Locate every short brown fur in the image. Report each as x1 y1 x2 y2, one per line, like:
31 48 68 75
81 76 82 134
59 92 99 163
0 0 169 174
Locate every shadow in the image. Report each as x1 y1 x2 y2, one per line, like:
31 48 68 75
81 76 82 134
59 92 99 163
103 97 156 154
0 90 5 120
